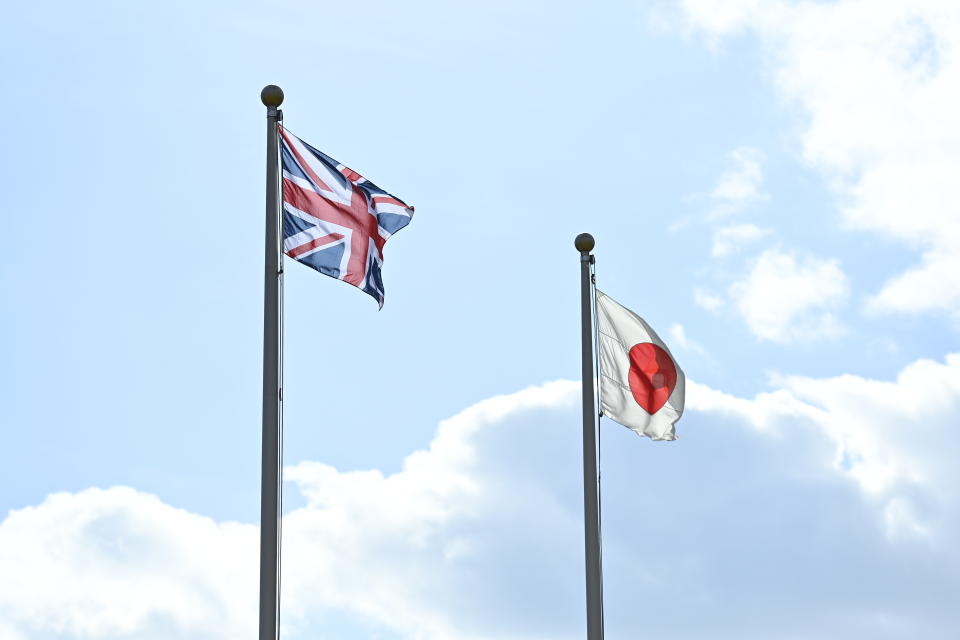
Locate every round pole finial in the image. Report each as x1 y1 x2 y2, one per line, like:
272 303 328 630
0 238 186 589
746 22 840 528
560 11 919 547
575 233 595 253
261 85 284 107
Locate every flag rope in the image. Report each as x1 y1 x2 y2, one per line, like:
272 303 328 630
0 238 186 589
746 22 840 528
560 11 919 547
589 257 605 633
591 263 602 417
276 111 285 640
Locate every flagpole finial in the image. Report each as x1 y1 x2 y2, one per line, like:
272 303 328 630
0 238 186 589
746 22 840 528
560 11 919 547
261 85 284 107
575 233 595 253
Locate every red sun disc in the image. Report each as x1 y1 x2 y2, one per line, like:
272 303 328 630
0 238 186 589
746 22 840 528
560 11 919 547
627 343 678 414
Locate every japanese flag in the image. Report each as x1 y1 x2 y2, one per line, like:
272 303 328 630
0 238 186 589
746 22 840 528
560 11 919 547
596 290 685 441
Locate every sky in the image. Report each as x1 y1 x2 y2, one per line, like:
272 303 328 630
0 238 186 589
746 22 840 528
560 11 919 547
1 0 959 638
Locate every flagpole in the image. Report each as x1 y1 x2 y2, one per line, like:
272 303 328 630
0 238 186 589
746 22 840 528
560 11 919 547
259 84 284 640
576 232 604 640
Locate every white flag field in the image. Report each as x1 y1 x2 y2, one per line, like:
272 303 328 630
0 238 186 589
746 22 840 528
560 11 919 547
596 289 685 441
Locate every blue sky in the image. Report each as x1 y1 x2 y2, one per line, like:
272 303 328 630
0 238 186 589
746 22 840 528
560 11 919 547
2 1 959 638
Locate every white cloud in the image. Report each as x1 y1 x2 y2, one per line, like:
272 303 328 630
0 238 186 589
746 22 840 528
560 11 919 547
868 249 960 316
692 353 960 539
0 382 583 640
708 147 767 218
776 355 960 501
280 380 583 639
667 323 706 355
0 488 258 639
693 287 724 311
711 223 771 257
5 366 960 638
730 248 849 342
680 0 960 316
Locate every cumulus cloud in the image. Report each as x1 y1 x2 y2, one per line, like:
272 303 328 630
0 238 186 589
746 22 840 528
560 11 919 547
692 353 960 542
708 147 767 218
667 323 706 356
711 223 771 257
280 381 584 640
4 365 960 638
680 0 960 316
730 248 849 342
0 382 584 640
693 287 724 311
0 488 258 639
777 355 960 509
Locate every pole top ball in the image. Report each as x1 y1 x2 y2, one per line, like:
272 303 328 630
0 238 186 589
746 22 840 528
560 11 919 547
261 85 284 107
575 233 595 253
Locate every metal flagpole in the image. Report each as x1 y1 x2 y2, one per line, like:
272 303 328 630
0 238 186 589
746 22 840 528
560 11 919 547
259 84 284 640
576 232 604 640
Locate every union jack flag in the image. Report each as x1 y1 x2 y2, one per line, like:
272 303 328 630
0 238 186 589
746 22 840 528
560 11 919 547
280 126 414 306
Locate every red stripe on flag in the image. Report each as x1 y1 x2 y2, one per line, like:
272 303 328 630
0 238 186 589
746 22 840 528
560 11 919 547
282 177 376 285
280 127 337 196
286 233 343 258
283 178 369 231
372 195 410 209
339 166 362 182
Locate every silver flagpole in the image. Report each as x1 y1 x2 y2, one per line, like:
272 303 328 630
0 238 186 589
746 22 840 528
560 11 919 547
259 84 284 640
576 232 604 639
